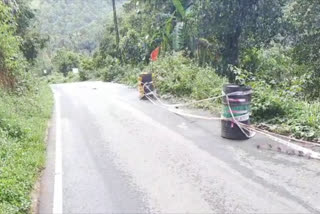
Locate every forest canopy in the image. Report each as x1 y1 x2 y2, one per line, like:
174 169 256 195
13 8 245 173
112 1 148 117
93 0 320 98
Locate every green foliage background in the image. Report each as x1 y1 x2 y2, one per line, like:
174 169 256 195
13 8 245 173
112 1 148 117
0 1 54 213
0 83 53 214
1 0 320 211
85 0 320 142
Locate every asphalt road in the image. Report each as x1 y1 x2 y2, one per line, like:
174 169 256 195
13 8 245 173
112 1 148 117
38 81 320 214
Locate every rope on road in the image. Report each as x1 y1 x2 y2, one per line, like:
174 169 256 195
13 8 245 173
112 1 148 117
143 83 320 160
144 83 254 138
149 87 252 108
224 91 256 139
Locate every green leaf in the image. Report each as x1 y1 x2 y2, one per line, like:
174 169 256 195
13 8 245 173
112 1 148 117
172 0 185 18
165 17 174 37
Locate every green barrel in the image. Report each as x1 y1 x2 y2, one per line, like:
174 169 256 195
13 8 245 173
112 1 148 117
221 84 252 140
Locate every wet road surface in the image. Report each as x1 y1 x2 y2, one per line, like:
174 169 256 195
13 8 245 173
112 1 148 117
38 82 320 213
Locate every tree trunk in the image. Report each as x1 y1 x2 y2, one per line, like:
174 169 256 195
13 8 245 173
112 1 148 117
112 0 121 62
224 25 241 83
223 0 249 83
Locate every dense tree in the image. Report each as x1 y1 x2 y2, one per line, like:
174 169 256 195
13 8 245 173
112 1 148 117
1 0 47 65
34 0 127 54
189 0 285 81
288 0 320 97
0 1 26 88
52 49 80 76
98 0 288 81
112 0 121 61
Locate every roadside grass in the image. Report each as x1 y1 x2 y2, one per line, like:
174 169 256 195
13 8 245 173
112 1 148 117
251 81 320 141
44 72 80 84
0 82 53 214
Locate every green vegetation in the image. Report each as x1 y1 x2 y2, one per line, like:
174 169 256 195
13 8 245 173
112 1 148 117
0 83 53 214
34 0 126 54
28 0 319 142
77 0 319 142
52 49 80 77
30 0 127 79
98 51 320 141
1 0 319 211
140 53 227 101
0 0 53 213
251 82 320 140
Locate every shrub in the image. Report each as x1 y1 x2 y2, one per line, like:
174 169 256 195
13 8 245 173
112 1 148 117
249 81 320 141
94 56 127 82
65 72 79 82
0 2 28 89
79 56 95 81
45 72 66 84
240 45 317 100
0 82 53 213
52 50 80 77
120 66 142 86
144 52 227 98
120 29 145 64
250 81 289 121
79 70 89 81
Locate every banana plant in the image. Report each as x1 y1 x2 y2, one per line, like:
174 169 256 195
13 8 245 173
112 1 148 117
148 0 187 52
172 0 185 18
162 0 187 50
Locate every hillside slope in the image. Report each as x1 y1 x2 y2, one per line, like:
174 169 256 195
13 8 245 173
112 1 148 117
33 0 126 54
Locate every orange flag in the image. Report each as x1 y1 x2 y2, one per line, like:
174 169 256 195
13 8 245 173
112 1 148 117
150 47 160 61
